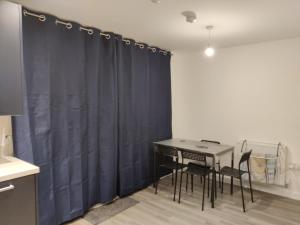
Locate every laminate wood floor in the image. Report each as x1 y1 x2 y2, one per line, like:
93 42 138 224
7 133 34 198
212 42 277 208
67 175 300 225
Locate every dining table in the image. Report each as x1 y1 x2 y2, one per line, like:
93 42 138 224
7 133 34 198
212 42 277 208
153 138 235 208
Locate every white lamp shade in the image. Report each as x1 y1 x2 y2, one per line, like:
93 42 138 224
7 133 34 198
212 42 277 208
205 47 215 57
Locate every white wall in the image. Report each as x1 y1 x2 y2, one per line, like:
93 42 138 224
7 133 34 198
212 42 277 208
171 37 300 199
0 116 13 156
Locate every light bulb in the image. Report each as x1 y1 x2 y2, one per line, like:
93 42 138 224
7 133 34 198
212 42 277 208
205 47 215 57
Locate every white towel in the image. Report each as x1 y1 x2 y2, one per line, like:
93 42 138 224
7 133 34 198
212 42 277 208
250 154 267 183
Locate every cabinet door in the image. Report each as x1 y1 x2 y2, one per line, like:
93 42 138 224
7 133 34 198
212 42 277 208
0 175 37 225
0 1 23 115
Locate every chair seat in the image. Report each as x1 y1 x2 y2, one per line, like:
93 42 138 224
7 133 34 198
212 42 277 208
185 162 210 176
191 161 212 167
191 161 223 174
220 166 247 178
161 161 187 170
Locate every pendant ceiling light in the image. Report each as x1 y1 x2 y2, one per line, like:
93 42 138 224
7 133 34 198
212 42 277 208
204 25 215 57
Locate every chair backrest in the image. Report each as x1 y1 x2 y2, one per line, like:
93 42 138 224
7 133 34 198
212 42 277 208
155 145 178 158
201 140 221 145
181 151 207 166
239 150 252 166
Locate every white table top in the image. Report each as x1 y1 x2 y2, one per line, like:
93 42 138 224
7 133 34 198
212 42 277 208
153 138 234 157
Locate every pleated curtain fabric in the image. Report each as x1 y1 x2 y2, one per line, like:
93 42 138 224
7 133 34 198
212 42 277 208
12 9 172 225
117 42 172 196
117 41 151 196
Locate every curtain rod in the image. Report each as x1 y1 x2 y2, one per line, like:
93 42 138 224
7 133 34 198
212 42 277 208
23 9 170 55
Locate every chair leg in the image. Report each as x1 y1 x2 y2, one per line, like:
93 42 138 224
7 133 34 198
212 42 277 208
200 176 203 183
202 175 206 211
230 175 234 195
215 172 217 199
178 170 183 203
191 175 194 192
240 175 246 212
248 172 254 203
155 164 159 194
153 151 156 188
155 176 159 194
207 174 210 198
218 161 221 188
186 173 189 192
173 168 178 201
172 170 174 186
221 175 224 194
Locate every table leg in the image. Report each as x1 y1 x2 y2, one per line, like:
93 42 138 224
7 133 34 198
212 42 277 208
211 157 215 208
230 149 234 195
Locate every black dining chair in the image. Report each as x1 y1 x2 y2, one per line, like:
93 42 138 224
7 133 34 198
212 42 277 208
201 140 222 188
154 146 186 201
219 150 254 212
186 140 221 197
178 151 210 211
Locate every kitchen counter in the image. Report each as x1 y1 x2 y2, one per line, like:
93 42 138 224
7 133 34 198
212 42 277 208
0 156 39 182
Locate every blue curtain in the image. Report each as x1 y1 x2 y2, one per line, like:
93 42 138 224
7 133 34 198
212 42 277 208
117 41 151 195
117 42 172 196
13 8 171 225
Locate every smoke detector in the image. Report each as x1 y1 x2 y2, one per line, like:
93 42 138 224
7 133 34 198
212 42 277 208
151 0 161 3
182 11 197 23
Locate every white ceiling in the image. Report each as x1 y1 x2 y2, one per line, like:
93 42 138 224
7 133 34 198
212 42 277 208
12 0 300 52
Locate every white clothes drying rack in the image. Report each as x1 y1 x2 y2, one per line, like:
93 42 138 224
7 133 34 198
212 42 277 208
237 139 288 187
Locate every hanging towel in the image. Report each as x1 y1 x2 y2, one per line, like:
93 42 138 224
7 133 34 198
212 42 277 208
250 154 267 183
265 154 277 184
